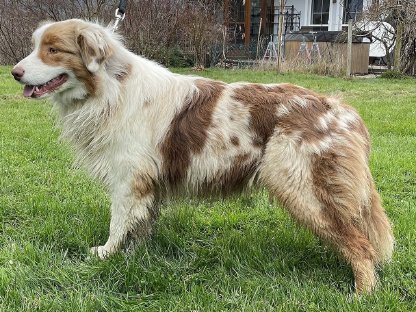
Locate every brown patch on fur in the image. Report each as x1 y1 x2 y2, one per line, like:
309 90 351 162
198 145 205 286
320 97 336 111
230 136 240 146
76 25 113 70
160 79 225 185
252 137 263 148
278 100 330 144
236 153 250 162
115 63 132 81
38 20 102 95
232 83 333 147
129 174 161 241
127 194 161 242
132 174 155 199
232 84 281 148
312 150 365 224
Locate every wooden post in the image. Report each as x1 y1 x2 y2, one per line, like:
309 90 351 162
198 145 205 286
245 0 252 46
346 19 353 77
256 18 262 59
276 0 285 73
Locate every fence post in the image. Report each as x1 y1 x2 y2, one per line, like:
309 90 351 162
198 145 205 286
346 19 352 77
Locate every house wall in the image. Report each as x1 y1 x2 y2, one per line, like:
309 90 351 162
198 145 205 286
284 0 308 27
363 0 372 10
285 0 369 31
328 1 343 31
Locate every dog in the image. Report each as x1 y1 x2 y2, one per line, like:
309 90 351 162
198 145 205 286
12 19 393 293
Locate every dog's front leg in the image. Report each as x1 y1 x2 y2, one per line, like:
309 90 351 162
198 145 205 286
90 182 159 259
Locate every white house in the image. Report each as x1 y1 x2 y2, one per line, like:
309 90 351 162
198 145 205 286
224 0 373 45
290 0 372 31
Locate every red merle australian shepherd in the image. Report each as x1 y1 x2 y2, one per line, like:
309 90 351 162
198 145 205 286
12 19 393 293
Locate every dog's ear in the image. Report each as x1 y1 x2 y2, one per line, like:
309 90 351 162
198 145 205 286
76 25 112 73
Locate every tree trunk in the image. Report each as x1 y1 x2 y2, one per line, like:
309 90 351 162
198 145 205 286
401 35 416 75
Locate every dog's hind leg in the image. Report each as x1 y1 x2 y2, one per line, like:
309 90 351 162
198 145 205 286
260 135 389 293
91 176 159 259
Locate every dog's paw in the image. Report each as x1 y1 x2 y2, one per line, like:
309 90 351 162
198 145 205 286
90 246 111 259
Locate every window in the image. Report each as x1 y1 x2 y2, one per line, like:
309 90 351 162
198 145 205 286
343 0 363 23
311 0 330 25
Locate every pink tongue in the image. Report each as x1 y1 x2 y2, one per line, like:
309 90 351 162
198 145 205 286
24 85 35 97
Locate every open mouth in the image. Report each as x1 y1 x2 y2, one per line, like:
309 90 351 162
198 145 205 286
24 74 68 98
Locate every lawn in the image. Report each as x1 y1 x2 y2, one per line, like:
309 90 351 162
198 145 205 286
0 65 415 311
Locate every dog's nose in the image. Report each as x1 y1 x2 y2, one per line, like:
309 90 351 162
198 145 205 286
11 66 25 81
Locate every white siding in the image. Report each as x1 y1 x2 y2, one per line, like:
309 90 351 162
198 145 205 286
328 1 343 31
285 0 371 31
286 0 310 27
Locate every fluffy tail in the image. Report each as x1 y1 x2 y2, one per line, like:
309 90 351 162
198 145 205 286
364 179 394 264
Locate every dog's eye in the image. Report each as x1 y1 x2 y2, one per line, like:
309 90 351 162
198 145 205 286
49 47 58 54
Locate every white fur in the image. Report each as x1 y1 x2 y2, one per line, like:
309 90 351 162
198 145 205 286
16 23 66 88
13 20 197 257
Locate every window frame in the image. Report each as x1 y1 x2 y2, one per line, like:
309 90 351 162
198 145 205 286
310 0 331 26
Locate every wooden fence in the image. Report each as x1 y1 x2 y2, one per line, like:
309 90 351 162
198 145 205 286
284 41 370 74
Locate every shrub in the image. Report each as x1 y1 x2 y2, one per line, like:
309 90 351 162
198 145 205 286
380 70 407 79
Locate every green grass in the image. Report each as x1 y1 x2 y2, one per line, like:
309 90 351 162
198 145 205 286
1 65 415 311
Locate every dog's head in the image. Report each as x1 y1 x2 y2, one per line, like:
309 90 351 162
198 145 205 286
12 19 113 100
